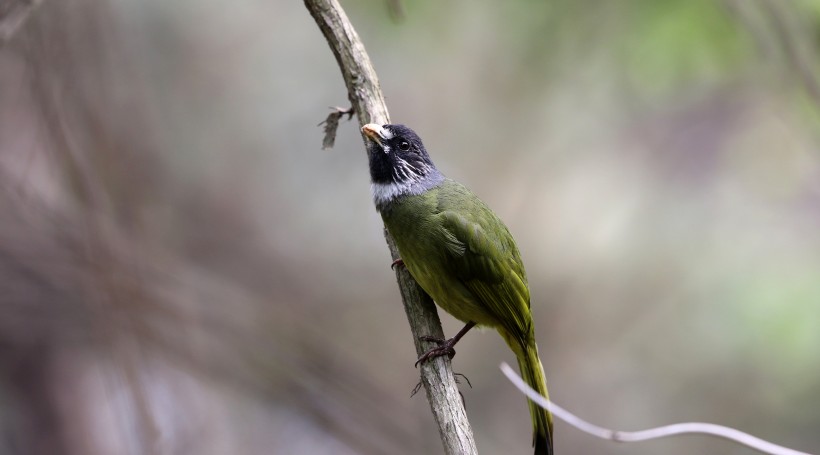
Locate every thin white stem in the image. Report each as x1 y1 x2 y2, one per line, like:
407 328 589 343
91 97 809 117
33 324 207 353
500 362 814 455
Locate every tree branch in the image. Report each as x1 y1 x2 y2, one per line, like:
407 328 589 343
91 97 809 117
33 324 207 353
303 1 478 454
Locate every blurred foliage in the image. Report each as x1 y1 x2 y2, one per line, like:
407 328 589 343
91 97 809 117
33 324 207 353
1 0 819 454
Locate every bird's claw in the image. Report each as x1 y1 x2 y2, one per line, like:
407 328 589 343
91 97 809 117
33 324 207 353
415 336 457 367
390 258 404 270
454 373 472 388
411 373 472 397
410 380 423 397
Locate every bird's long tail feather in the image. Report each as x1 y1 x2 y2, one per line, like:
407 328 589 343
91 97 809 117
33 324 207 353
514 340 553 455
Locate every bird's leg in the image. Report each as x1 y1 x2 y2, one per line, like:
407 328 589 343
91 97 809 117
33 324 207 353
390 258 404 270
415 321 477 367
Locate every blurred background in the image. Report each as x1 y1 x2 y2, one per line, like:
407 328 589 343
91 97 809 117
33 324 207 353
1 0 819 454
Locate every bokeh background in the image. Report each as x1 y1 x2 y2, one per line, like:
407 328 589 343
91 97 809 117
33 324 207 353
1 0 819 454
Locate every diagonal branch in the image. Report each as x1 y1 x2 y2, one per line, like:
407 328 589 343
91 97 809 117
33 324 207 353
303 1 478 454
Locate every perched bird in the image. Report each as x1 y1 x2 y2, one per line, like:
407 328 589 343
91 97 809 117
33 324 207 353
361 123 553 455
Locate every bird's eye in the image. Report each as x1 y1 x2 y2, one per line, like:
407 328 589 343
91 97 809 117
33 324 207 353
398 141 411 152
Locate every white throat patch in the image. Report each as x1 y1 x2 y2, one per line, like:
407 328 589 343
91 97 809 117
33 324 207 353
371 167 445 210
371 181 409 207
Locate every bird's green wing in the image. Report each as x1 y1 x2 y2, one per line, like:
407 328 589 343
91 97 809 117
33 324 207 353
436 207 532 339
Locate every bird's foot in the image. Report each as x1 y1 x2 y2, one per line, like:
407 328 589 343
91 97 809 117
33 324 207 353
410 380 423 397
410 373 471 397
454 372 473 388
390 258 404 270
415 335 457 367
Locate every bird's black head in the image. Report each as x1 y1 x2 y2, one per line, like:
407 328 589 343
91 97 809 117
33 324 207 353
362 123 437 185
361 123 445 210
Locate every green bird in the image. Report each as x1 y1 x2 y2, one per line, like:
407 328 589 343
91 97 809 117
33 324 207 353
362 123 554 455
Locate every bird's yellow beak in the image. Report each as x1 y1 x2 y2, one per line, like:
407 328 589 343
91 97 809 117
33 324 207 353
362 123 387 145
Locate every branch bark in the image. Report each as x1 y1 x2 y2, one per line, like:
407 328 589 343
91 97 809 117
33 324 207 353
304 1 478 454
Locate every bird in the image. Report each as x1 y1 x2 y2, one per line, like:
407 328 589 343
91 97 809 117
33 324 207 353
361 123 553 455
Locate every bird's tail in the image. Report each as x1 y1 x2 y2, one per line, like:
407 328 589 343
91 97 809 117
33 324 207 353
511 337 554 455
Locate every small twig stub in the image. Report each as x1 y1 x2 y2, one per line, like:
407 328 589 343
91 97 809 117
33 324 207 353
318 106 353 150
